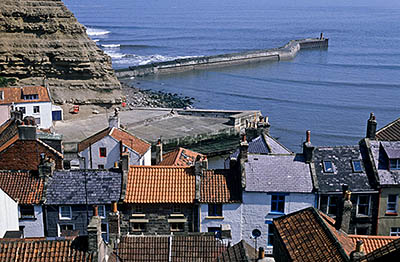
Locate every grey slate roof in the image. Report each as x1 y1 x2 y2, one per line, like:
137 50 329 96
245 154 313 193
46 170 122 205
232 134 291 158
370 141 400 185
313 146 373 193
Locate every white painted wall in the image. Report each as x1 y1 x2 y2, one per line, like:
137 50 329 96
0 188 19 237
15 101 52 129
200 203 242 244
19 205 45 237
241 192 315 252
0 105 10 126
208 155 228 169
143 148 151 166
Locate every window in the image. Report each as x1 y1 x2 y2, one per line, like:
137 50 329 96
98 205 106 218
98 164 104 169
352 160 363 172
101 223 109 242
34 117 40 125
131 223 146 232
23 94 39 100
0 91 3 100
170 222 184 232
323 161 334 173
208 227 222 238
390 159 400 170
271 194 285 214
59 224 74 236
208 204 223 216
172 206 181 213
133 205 143 214
327 196 339 216
59 206 72 220
357 195 370 216
390 228 400 236
267 222 274 246
33 106 40 113
20 206 35 219
355 227 368 235
17 107 26 114
99 147 107 157
387 195 398 213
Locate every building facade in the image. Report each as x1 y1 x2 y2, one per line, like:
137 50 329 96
0 187 19 237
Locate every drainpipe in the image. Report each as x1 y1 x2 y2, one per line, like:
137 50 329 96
376 188 381 235
89 143 93 169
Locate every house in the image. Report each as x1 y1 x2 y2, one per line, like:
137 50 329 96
0 170 45 237
75 109 151 169
0 86 54 128
237 132 316 253
313 145 379 235
199 168 242 243
45 169 121 241
0 187 19 238
0 116 63 170
156 143 206 166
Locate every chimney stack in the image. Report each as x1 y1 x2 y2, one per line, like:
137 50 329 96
18 125 37 140
108 108 120 129
366 113 377 139
350 240 365 261
335 184 353 233
239 134 249 189
303 130 315 163
258 247 265 259
10 107 22 121
108 201 120 248
87 205 102 260
119 152 130 200
155 138 163 164
38 153 55 182
194 155 203 202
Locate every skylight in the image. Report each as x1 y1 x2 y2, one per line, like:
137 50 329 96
352 160 363 172
323 160 334 173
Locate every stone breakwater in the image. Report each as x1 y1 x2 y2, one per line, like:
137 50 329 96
116 38 328 78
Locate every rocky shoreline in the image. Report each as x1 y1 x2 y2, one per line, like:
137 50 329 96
121 82 194 109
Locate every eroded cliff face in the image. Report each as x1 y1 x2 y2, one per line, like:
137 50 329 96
0 0 122 104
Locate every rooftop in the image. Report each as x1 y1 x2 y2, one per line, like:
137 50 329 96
200 169 241 203
376 116 400 141
158 147 206 166
0 86 50 105
369 141 400 185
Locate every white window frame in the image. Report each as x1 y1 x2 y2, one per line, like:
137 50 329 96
58 223 75 237
101 223 109 242
59 206 72 220
0 91 3 100
33 105 40 114
98 205 106 218
390 227 400 236
356 195 370 216
387 195 398 213
323 160 334 173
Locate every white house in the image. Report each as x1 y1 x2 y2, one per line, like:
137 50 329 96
0 187 19 237
76 110 151 169
0 86 53 128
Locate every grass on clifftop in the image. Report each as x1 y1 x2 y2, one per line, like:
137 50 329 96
0 77 16 87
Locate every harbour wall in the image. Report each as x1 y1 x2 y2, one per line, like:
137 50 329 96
116 38 328 78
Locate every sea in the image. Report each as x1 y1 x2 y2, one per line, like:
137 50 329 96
63 0 400 151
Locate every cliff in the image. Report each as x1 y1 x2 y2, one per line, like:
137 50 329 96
0 0 122 104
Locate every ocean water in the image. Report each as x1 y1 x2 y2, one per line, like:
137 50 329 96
63 0 400 151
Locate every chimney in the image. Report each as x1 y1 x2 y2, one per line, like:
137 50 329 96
350 240 365 261
18 125 37 140
155 138 163 164
239 135 249 189
108 108 120 128
366 113 377 139
258 247 265 260
87 205 102 260
194 155 203 202
119 152 129 200
10 107 22 121
335 184 353 233
38 154 55 181
303 130 315 163
108 201 120 248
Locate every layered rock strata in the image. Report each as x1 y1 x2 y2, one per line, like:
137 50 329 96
0 0 122 104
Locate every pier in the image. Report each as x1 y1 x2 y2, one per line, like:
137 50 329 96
116 37 328 78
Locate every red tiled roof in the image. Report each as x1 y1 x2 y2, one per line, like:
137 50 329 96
0 171 44 205
349 235 400 254
200 169 241 203
0 238 93 261
78 127 150 156
0 86 50 105
124 166 195 203
217 240 257 262
158 147 206 166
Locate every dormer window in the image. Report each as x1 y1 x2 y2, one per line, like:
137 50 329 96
390 159 400 170
323 161 334 173
23 94 39 100
352 160 363 172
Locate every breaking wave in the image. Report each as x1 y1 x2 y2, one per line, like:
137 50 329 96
112 54 196 66
86 27 110 36
101 44 121 48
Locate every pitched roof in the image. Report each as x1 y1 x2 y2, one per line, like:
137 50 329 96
117 234 226 262
313 146 374 193
46 170 121 205
0 237 93 261
158 147 206 166
200 169 241 203
0 118 18 151
245 154 313 193
273 207 351 262
0 171 44 204
376 117 400 141
78 127 150 156
217 240 257 262
356 238 400 262
125 166 195 204
0 86 50 105
369 141 400 185
349 235 400 254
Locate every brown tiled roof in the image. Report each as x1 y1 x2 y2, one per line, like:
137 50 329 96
349 235 400 254
117 234 226 262
0 119 18 151
78 127 150 156
0 86 50 105
376 117 400 141
158 147 206 166
0 237 93 261
0 171 44 204
217 240 257 262
274 207 349 262
356 238 400 262
124 166 195 203
200 169 241 203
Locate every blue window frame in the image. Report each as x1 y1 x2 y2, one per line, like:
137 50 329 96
271 194 285 214
266 221 274 246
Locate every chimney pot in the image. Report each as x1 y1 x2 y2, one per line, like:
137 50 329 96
93 205 98 217
155 138 163 164
258 247 265 259
112 201 118 213
366 112 377 139
306 130 311 143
